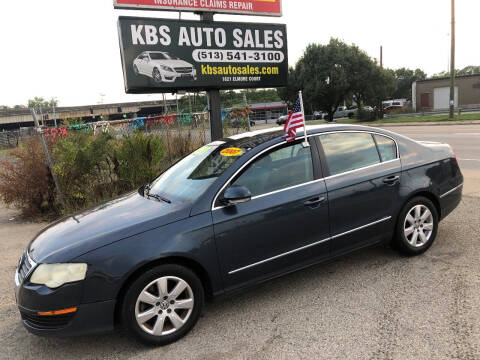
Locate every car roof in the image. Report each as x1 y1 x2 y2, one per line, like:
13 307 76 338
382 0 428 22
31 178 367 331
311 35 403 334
222 124 395 148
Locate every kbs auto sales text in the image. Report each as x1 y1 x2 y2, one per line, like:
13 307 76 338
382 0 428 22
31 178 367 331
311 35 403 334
130 25 284 49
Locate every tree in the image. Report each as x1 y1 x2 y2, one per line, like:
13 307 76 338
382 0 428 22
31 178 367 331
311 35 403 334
280 39 393 121
28 97 59 110
458 65 480 76
392 68 427 100
431 65 480 79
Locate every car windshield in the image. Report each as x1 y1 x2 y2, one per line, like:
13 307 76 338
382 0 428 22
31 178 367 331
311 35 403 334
149 52 178 60
148 142 247 203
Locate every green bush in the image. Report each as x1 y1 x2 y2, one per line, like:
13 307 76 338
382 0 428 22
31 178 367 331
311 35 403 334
112 131 165 191
0 130 202 219
53 132 116 211
355 108 379 122
0 138 56 218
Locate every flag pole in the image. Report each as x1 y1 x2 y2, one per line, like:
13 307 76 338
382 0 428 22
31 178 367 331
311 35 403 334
298 91 309 148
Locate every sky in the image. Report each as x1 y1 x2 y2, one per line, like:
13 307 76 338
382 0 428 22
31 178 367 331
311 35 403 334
0 0 479 107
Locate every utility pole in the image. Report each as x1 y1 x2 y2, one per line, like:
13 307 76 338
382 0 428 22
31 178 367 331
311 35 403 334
449 0 456 120
200 13 223 141
380 46 383 68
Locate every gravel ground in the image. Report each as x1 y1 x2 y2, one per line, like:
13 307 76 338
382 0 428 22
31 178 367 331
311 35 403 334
0 195 479 360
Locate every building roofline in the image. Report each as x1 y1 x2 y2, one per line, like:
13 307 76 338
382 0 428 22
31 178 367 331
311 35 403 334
417 73 480 83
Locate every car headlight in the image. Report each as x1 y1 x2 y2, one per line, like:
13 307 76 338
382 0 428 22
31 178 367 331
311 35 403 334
160 65 174 72
30 263 87 289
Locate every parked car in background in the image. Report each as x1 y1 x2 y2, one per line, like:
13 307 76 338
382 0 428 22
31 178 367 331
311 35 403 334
332 106 357 119
276 115 289 125
14 124 463 346
384 105 405 113
313 111 327 120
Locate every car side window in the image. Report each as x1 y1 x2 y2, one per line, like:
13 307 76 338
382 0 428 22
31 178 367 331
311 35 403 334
374 135 397 162
320 133 380 176
231 143 314 198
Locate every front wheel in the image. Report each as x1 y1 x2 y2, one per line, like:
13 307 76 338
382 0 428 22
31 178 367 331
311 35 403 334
121 264 204 346
393 196 439 256
152 68 162 84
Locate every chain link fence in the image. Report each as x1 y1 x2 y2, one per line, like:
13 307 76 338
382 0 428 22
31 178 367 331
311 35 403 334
0 112 212 150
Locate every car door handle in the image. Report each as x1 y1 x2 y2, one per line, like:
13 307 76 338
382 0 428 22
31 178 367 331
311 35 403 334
383 175 400 185
304 197 326 207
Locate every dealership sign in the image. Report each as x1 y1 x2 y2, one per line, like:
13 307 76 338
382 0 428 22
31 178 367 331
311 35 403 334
118 17 288 93
114 0 282 17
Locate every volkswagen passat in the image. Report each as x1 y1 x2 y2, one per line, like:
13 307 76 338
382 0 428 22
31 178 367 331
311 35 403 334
133 51 197 83
14 125 463 345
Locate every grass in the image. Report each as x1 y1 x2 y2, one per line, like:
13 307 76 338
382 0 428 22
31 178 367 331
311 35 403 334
309 113 480 126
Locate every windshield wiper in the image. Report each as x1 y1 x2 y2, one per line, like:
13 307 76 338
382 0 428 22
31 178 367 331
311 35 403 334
144 184 172 204
148 193 172 204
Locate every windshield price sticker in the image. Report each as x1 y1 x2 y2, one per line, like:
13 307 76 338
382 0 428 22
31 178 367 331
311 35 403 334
117 17 288 93
220 148 244 157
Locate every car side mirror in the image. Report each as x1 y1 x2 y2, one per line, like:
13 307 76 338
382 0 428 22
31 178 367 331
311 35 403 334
222 186 251 206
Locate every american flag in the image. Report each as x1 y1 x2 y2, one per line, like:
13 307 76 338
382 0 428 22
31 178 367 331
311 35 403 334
284 95 306 142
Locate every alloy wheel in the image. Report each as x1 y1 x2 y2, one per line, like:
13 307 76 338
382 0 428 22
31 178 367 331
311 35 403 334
135 276 194 336
403 204 434 247
153 69 162 83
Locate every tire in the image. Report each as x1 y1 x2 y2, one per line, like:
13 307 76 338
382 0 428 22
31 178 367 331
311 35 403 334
152 68 162 84
121 264 204 346
393 196 439 256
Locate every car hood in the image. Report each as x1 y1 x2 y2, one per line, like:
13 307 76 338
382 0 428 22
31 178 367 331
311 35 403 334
28 191 191 263
151 59 193 68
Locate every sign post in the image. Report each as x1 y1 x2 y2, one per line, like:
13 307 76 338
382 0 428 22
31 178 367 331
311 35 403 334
201 12 223 141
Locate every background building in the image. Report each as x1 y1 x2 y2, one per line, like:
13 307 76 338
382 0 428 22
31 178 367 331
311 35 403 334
412 74 480 112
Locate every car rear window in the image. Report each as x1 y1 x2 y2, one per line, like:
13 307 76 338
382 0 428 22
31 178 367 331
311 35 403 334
320 133 381 176
374 135 397 162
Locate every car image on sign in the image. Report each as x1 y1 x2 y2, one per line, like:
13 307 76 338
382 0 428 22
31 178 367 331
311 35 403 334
133 51 197 84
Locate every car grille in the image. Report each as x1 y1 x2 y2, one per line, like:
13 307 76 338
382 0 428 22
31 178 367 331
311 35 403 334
17 253 35 284
174 67 193 74
20 311 75 329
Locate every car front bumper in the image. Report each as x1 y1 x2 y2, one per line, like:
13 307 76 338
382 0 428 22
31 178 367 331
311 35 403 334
161 70 197 82
18 300 115 337
15 267 115 337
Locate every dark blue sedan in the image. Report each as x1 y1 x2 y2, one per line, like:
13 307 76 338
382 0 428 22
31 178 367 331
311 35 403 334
14 124 463 345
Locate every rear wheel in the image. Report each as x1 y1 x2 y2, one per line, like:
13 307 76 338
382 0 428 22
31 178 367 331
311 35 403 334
393 196 438 256
121 264 204 346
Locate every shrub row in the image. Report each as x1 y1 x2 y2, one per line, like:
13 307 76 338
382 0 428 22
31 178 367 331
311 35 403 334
0 131 202 219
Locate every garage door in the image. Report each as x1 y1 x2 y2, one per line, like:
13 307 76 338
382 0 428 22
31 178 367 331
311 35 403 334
434 87 458 110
